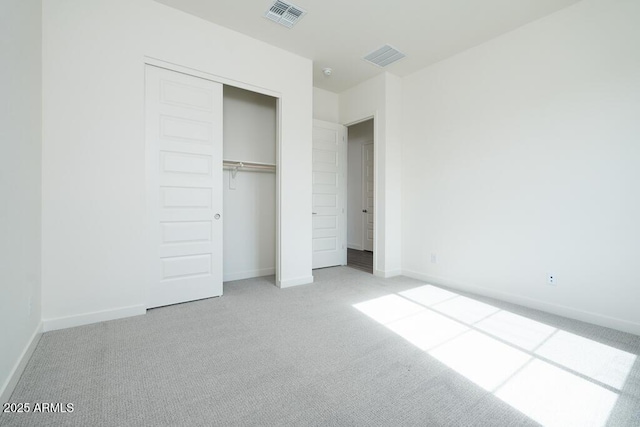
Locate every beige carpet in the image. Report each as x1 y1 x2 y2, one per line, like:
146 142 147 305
2 267 639 426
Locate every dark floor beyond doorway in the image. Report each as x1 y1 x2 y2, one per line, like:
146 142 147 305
347 248 373 274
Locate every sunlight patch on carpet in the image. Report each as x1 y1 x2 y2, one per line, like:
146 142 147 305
353 285 636 427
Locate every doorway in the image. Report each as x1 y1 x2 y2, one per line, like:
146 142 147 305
346 119 374 274
222 86 277 285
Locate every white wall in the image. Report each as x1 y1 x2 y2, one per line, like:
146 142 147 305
384 73 403 274
402 0 640 334
313 87 339 123
340 73 403 276
346 120 373 250
41 0 313 330
223 86 276 282
224 86 277 165
0 0 43 401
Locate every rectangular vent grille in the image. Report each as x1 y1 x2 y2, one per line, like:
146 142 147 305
364 45 406 68
265 0 306 28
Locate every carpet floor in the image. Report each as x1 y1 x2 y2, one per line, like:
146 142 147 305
2 267 640 426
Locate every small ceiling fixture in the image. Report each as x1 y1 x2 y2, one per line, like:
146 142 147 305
363 44 406 68
264 0 306 29
322 68 333 77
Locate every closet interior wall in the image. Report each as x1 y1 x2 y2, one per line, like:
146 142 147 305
223 86 277 282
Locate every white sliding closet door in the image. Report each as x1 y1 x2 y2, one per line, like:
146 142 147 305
146 65 223 308
312 120 347 269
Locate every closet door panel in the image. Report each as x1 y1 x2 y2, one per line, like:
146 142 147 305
146 65 223 308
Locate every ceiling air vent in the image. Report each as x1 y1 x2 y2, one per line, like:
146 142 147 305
265 0 306 28
363 45 406 68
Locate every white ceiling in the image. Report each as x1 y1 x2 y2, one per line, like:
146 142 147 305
154 0 582 93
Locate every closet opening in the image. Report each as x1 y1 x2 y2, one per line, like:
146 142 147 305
222 85 278 288
346 118 374 274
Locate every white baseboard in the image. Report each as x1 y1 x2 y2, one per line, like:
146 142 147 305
224 267 275 282
1 322 42 403
278 275 314 288
402 270 640 336
42 304 146 332
347 244 363 250
374 269 402 278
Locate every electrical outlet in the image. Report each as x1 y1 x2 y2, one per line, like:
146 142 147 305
430 253 437 263
547 274 556 286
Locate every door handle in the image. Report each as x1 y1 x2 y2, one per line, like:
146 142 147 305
312 212 317 215
362 209 368 213
214 213 221 220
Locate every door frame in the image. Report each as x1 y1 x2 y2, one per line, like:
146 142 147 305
143 57 283 303
344 114 377 274
361 141 374 252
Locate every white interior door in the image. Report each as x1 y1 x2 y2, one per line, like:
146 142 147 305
312 120 347 269
362 142 374 252
146 65 223 308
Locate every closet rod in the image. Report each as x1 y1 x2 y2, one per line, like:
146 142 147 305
223 160 276 172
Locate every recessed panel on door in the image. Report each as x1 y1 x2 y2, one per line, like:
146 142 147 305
161 152 212 176
161 80 214 111
161 254 212 281
160 187 212 209
161 116 213 143
161 221 212 244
